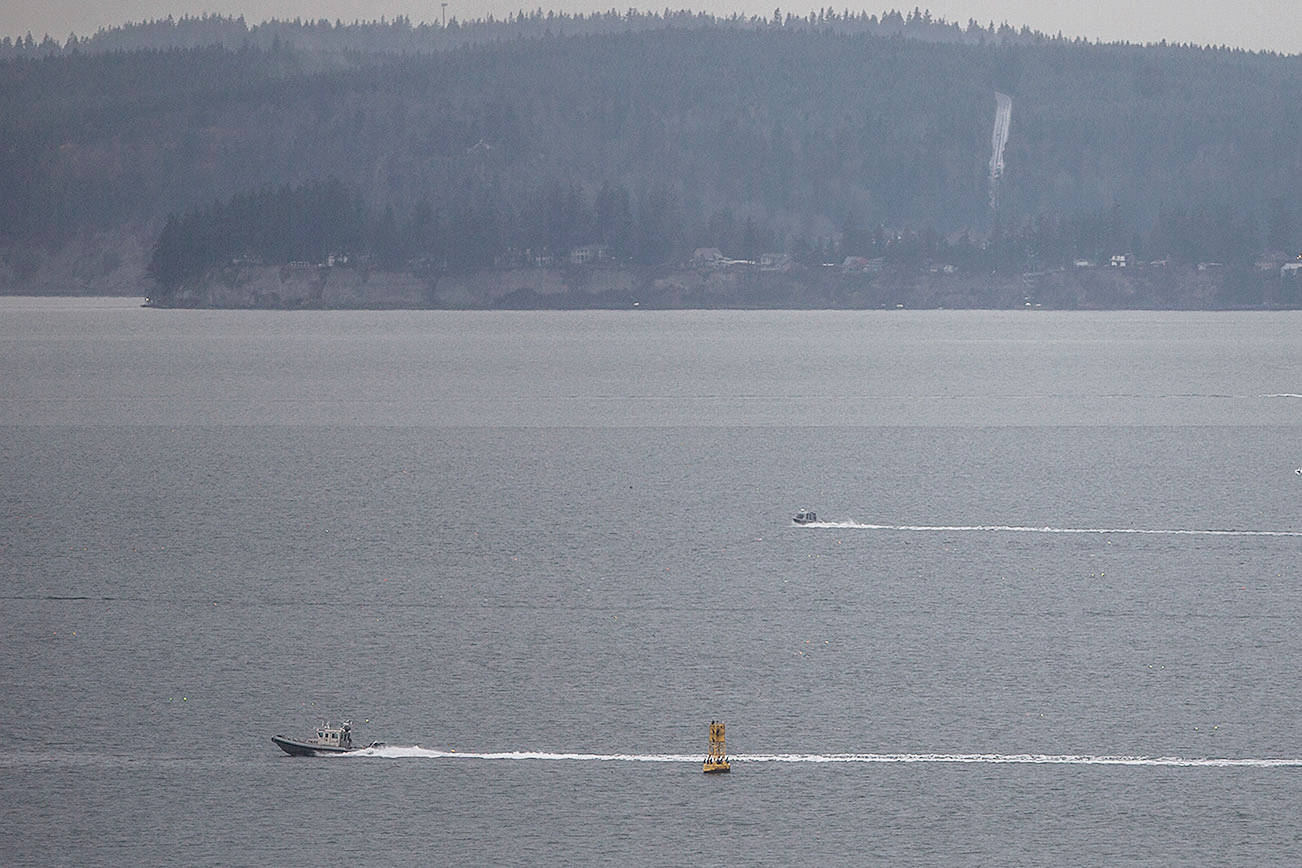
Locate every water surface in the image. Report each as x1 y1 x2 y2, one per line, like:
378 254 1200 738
2 299 1300 864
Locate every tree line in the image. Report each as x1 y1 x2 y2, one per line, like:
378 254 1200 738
1 8 1130 60
149 175 1284 295
4 19 1299 289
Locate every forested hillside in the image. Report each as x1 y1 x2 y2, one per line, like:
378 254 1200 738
0 12 1298 304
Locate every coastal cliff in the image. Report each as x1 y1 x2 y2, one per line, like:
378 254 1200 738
151 262 433 308
144 260 1292 310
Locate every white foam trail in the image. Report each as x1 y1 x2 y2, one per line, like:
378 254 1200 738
739 753 1302 768
801 522 1302 537
343 746 697 762
341 746 1302 768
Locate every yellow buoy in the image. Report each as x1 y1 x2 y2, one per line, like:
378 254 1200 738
703 720 731 774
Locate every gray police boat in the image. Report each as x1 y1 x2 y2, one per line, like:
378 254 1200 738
272 721 384 756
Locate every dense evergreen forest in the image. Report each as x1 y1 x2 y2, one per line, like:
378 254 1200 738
1 12 1298 305
0 8 1114 58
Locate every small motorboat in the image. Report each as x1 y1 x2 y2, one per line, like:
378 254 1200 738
792 509 818 524
271 721 384 756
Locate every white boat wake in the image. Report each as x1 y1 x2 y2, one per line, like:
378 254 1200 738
342 746 1302 768
800 522 1302 537
344 747 700 762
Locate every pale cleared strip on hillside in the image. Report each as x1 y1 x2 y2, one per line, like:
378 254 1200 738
989 91 1012 211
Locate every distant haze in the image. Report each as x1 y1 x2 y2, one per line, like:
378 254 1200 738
2 1 1298 54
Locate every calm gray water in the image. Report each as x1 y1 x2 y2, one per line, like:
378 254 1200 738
2 299 1300 865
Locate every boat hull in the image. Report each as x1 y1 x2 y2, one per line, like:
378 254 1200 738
272 735 357 757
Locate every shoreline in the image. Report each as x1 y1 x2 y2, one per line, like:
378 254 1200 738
135 261 1299 311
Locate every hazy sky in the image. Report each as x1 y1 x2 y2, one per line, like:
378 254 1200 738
3 1 1298 54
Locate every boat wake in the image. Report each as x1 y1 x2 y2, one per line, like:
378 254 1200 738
341 746 1302 768
739 753 1302 768
341 746 699 762
800 522 1302 537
